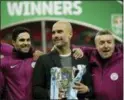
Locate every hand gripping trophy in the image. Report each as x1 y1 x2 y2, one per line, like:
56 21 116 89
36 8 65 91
50 65 86 100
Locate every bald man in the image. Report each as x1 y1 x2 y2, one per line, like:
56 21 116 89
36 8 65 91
32 21 94 100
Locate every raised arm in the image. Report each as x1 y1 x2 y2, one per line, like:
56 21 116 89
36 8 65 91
72 45 96 60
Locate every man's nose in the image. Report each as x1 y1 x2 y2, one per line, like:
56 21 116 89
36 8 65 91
54 32 59 37
104 42 108 48
24 41 29 44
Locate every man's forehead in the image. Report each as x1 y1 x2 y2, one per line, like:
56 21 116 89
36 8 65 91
17 32 30 39
52 21 72 33
52 23 66 29
96 34 114 41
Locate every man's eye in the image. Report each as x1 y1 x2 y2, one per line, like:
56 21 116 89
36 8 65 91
19 39 25 41
52 31 55 34
27 39 30 41
107 41 112 44
57 30 63 33
99 41 104 45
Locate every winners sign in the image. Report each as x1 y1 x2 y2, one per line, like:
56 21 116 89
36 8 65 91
7 1 83 16
1 1 122 41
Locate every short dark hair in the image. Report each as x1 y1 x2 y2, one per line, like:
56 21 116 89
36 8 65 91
12 27 31 41
95 30 114 42
96 30 113 36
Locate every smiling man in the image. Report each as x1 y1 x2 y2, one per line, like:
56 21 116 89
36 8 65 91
93 31 122 100
95 31 115 59
0 27 43 100
75 30 123 100
32 21 94 100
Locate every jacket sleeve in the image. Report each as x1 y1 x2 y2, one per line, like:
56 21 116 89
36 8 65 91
32 55 49 100
72 45 96 60
115 43 123 53
77 57 95 99
0 57 8 70
80 46 96 59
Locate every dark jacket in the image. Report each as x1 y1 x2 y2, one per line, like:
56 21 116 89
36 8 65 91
32 50 94 100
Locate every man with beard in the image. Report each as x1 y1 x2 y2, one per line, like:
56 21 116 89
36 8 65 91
74 30 123 100
32 21 94 100
0 27 43 100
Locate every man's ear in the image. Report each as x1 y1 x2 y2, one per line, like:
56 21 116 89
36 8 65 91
69 32 73 39
12 40 16 47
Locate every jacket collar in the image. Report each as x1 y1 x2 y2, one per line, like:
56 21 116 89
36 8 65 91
50 49 77 68
90 50 122 68
12 48 33 59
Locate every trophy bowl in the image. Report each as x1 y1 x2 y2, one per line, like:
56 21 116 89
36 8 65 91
59 67 73 98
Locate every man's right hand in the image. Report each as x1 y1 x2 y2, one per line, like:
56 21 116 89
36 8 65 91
72 48 84 59
33 50 44 60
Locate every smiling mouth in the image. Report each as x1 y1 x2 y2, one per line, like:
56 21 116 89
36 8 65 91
54 40 61 42
103 50 110 53
23 47 30 49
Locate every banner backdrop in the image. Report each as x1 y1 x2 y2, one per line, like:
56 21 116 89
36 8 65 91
1 1 122 41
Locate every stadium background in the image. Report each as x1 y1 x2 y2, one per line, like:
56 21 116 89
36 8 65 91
1 1 122 53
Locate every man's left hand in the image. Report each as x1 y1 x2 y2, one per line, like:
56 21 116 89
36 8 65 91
73 82 89 94
33 50 44 60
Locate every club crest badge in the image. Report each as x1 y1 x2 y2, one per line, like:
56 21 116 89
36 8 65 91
110 72 119 81
0 55 4 59
31 62 36 68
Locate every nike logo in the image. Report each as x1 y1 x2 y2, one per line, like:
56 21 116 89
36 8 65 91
0 55 4 59
10 65 17 68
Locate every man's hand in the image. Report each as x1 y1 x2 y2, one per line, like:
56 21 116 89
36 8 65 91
51 46 84 59
51 45 56 51
33 50 44 60
58 88 66 100
72 48 84 59
73 82 89 94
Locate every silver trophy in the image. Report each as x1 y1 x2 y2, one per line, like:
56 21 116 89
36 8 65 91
59 67 73 98
50 65 86 99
